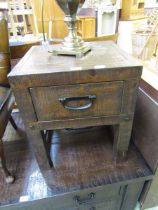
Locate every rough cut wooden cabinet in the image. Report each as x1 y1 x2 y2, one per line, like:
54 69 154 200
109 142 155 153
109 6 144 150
8 41 142 172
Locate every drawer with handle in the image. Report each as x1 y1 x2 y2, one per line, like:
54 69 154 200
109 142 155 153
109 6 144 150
30 81 123 121
74 198 122 210
51 185 123 210
73 197 122 210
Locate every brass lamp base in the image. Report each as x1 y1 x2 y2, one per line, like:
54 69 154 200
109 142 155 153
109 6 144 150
53 0 92 58
52 45 92 58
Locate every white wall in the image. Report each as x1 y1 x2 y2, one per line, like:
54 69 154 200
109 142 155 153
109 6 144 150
145 0 158 8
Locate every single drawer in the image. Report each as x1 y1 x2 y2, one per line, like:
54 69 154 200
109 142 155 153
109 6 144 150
51 185 123 210
30 81 123 121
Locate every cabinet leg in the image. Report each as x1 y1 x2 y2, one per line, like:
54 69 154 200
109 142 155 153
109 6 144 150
42 130 53 168
0 139 15 184
113 124 119 163
113 120 133 162
27 129 53 171
9 116 18 130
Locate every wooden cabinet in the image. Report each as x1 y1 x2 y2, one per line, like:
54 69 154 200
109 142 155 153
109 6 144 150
0 181 149 210
120 0 145 20
0 9 11 85
8 41 142 171
77 16 96 39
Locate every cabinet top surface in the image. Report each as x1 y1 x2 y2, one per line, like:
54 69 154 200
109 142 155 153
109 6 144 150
9 41 142 78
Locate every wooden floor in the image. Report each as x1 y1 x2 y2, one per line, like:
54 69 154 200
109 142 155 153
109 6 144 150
0 112 153 208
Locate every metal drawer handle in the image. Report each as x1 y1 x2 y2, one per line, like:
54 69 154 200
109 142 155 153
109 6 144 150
59 95 96 111
89 207 96 210
73 192 95 205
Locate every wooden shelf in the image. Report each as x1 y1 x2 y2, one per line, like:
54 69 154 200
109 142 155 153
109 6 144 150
7 0 38 38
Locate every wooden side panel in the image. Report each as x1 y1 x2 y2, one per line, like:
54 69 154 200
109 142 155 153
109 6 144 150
121 182 145 210
133 86 158 172
77 17 96 39
121 79 140 114
132 80 158 209
0 11 11 86
120 0 131 20
140 173 158 209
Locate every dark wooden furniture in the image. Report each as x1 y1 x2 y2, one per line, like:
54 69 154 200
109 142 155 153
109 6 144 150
132 80 158 209
8 41 142 172
0 120 153 210
0 8 17 184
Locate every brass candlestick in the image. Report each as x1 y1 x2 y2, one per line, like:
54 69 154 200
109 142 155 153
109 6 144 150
53 0 91 57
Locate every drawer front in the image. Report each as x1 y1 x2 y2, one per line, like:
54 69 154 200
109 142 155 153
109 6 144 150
48 185 123 210
30 81 123 121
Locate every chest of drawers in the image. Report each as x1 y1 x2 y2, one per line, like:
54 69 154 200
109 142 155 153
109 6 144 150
8 41 142 171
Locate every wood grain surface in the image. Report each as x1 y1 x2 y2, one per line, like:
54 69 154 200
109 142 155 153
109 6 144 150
30 81 123 121
8 42 142 89
132 80 158 209
8 41 143 170
0 113 153 210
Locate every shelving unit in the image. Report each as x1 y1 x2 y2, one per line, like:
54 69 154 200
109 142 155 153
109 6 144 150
7 0 38 38
96 0 121 37
97 5 118 36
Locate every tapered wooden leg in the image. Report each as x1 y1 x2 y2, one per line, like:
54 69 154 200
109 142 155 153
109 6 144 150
113 124 120 164
27 129 53 171
9 116 18 130
42 130 53 168
43 130 53 167
0 139 15 184
113 120 133 162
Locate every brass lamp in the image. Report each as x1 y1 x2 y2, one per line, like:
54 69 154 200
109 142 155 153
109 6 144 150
53 0 91 57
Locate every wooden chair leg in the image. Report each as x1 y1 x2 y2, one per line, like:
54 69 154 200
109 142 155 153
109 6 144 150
9 115 17 130
0 139 15 184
